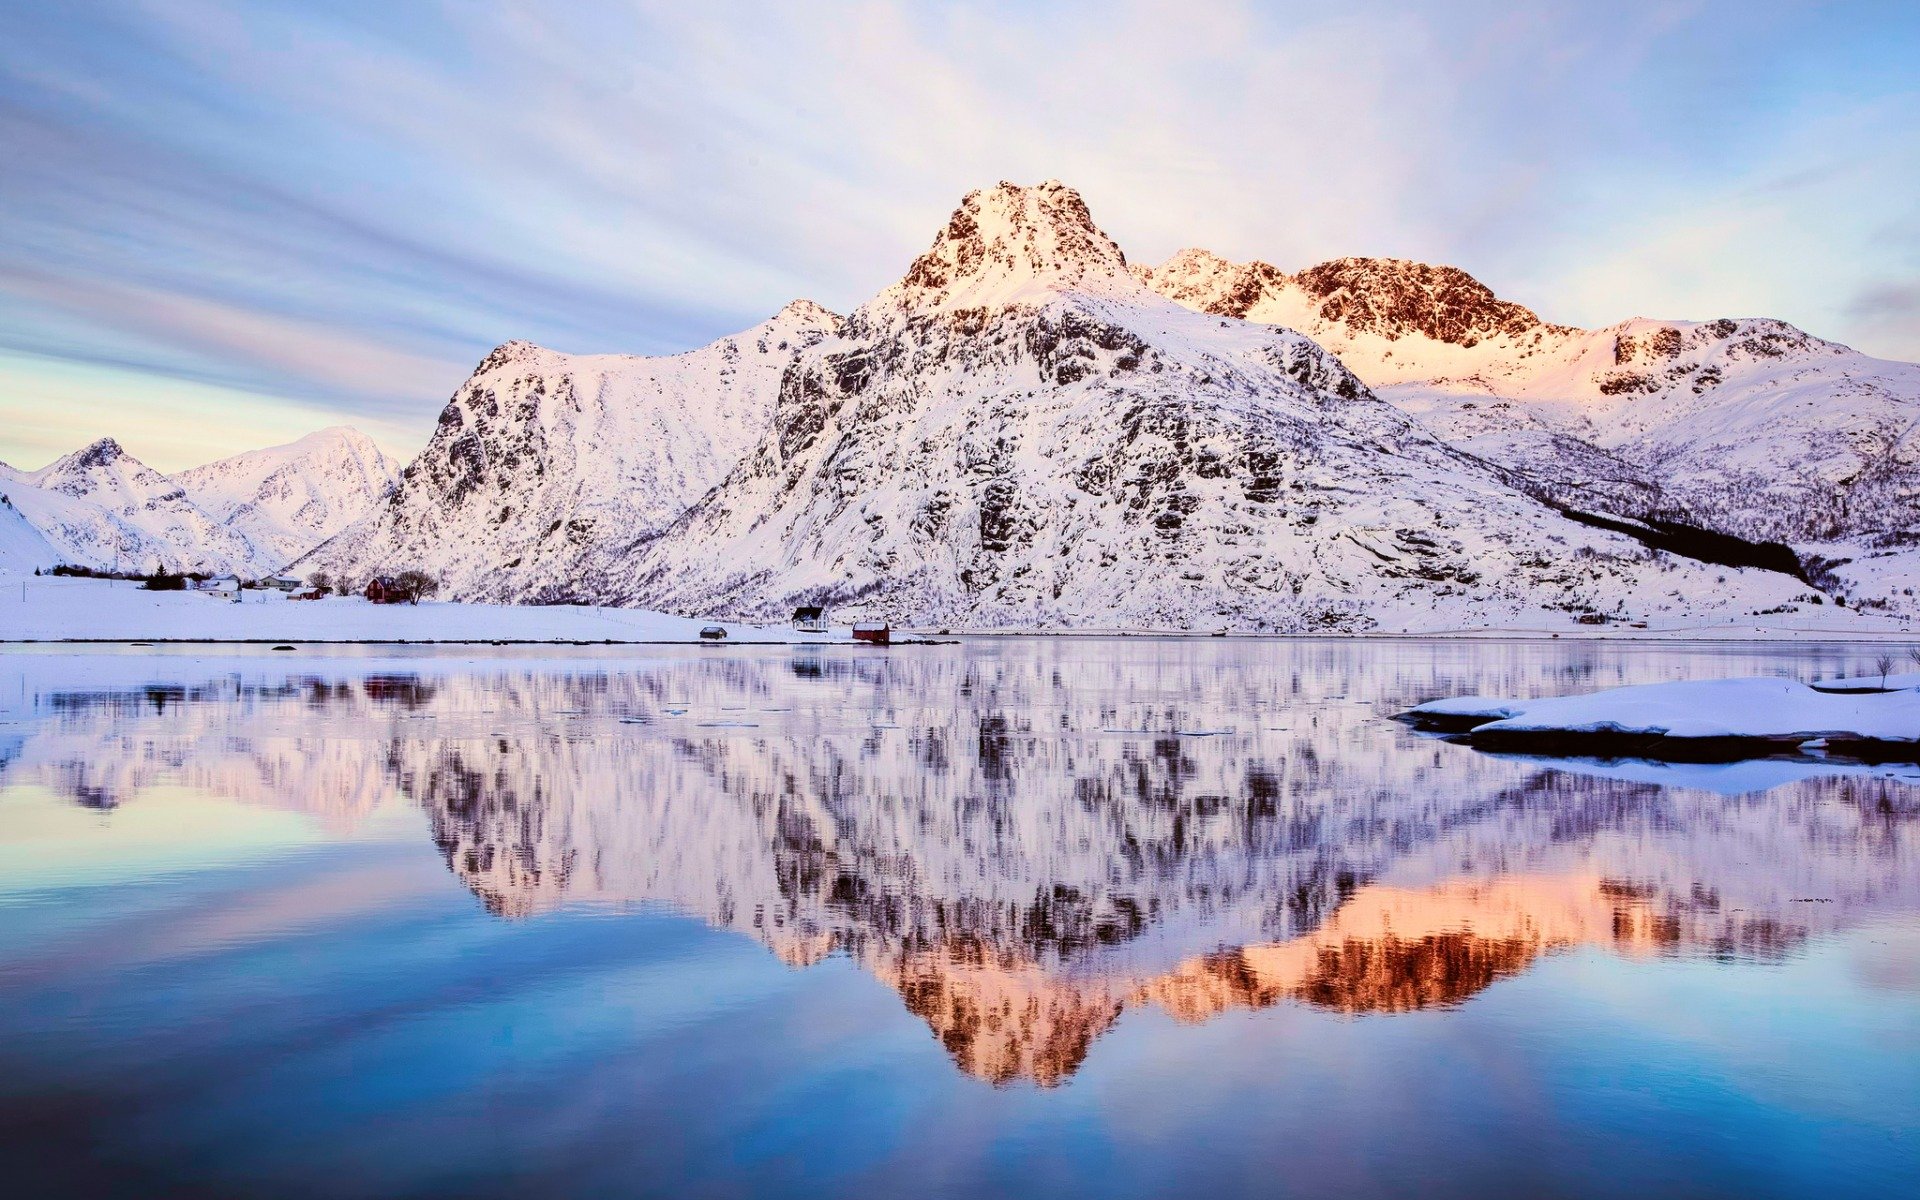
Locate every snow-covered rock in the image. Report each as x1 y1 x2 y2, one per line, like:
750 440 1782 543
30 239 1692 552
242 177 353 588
1408 677 1920 754
0 438 265 575
597 182 1829 631
297 301 841 602
175 427 399 573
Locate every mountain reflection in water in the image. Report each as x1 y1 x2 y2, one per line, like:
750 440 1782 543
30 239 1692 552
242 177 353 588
5 642 1916 1087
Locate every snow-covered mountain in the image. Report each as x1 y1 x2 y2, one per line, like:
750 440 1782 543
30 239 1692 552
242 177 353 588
0 428 399 577
591 181 1817 631
297 302 840 602
175 427 399 572
0 438 266 575
13 181 1912 629
1135 249 1920 549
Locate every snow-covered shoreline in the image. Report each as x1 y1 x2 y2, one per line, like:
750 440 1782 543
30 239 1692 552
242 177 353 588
2 575 1914 645
0 576 828 644
1405 677 1920 761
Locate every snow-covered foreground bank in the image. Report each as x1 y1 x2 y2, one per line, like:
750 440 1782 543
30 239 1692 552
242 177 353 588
0 575 825 643
1407 677 1920 759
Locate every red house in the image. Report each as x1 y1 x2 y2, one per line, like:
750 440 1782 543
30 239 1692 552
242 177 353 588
364 577 402 604
852 621 891 645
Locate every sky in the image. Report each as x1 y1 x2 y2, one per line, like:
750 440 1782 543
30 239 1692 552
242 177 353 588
1 0 1916 472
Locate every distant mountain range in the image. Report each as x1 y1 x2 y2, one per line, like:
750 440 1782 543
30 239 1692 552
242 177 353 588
0 428 396 576
8 180 1916 629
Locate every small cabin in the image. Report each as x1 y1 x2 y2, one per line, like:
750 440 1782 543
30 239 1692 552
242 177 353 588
195 574 242 599
365 576 403 604
792 605 827 633
291 588 327 601
852 621 891 646
699 625 728 641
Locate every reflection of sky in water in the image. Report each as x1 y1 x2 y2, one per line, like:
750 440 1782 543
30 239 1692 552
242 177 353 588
0 641 1916 1198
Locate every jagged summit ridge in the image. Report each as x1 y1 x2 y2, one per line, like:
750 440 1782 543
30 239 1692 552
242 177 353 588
1137 249 1561 346
879 180 1135 313
1291 257 1562 344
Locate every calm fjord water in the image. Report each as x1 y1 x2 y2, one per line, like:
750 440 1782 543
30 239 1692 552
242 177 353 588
0 639 1916 1198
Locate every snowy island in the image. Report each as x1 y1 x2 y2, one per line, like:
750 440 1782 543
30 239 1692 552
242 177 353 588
1405 677 1920 762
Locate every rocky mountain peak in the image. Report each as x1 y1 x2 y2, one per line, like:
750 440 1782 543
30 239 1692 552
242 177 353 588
885 180 1133 311
307 424 380 449
1138 248 1290 320
37 437 146 495
773 298 842 330
67 437 126 471
473 339 547 376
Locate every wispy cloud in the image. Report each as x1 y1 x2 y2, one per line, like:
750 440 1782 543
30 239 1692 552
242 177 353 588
0 0 1915 470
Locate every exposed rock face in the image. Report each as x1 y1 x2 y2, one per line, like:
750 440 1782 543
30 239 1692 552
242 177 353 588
298 301 841 602
1136 249 1560 345
1287 257 1561 345
597 182 1810 630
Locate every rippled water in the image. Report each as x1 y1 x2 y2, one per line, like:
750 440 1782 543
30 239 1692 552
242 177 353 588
1 639 1916 1198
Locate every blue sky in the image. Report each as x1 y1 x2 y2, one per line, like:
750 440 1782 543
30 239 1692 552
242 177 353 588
1 0 1916 471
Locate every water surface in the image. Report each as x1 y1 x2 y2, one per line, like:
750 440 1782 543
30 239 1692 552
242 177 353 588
1 639 1916 1198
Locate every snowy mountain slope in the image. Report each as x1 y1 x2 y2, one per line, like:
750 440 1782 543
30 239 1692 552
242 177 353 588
599 181 1817 631
0 491 58 573
1136 249 1920 546
297 301 841 602
175 427 399 572
0 439 266 574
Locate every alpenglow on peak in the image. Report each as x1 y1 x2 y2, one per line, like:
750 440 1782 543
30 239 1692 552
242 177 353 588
879 180 1135 312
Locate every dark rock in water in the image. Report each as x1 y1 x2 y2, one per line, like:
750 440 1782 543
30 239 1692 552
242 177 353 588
1465 727 1813 763
1819 737 1920 763
1395 709 1500 735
